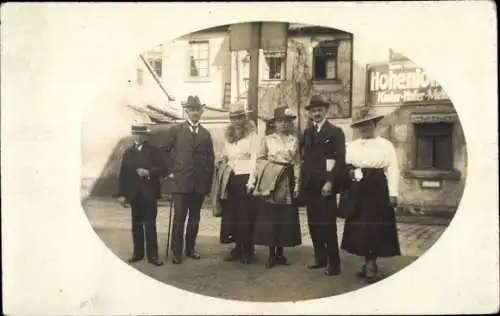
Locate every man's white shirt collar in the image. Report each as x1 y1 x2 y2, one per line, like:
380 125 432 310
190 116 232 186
314 119 327 132
187 119 200 133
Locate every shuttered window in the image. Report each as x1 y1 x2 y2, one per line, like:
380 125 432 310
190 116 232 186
415 123 454 170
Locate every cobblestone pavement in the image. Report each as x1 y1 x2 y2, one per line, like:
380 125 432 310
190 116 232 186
81 198 448 302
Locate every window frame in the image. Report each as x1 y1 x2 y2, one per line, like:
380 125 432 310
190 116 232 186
187 39 210 80
262 50 286 81
312 40 339 81
414 122 454 171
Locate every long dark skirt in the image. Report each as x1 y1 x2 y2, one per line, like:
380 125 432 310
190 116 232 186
341 168 401 257
253 166 302 247
219 173 257 245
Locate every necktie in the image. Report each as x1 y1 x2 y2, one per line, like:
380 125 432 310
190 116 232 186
189 123 198 135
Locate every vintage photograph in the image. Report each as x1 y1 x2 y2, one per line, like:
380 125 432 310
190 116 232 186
80 22 467 302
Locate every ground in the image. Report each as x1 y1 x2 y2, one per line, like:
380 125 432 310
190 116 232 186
82 197 448 302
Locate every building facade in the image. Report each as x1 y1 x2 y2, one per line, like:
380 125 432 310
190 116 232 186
364 52 467 216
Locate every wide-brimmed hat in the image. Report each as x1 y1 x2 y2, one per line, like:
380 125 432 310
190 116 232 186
304 95 330 110
351 106 384 128
131 123 151 135
181 95 206 109
271 106 297 121
228 102 252 119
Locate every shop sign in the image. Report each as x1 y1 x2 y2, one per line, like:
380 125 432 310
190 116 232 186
366 63 450 105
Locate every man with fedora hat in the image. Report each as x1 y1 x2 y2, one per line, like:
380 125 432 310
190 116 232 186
299 95 346 276
161 95 215 264
117 123 166 266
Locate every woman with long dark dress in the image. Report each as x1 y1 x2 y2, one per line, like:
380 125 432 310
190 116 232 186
252 107 302 269
340 106 401 283
218 102 260 264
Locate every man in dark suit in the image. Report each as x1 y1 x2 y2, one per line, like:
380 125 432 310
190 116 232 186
162 95 215 264
117 124 166 266
299 95 346 276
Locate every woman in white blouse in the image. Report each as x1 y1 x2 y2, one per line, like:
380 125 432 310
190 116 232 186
252 107 302 269
340 106 401 284
218 103 260 264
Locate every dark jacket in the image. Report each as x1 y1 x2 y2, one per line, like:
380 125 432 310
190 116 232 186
161 122 215 195
299 120 346 193
118 141 167 202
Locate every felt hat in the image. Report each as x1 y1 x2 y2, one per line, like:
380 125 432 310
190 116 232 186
181 95 206 109
271 106 297 121
304 95 330 110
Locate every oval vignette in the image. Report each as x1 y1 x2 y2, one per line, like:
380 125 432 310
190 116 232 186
80 21 467 302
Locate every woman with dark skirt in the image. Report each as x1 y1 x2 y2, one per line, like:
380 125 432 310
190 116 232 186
218 102 260 264
340 106 401 283
252 106 302 269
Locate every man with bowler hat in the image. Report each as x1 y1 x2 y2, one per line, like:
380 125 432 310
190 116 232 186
162 95 215 264
299 95 346 276
117 123 166 266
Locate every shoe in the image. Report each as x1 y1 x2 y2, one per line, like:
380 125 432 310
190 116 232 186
127 255 144 263
224 249 242 262
276 256 290 266
171 256 182 264
241 254 253 264
365 260 379 283
186 250 201 260
307 262 327 269
265 256 276 269
324 264 341 276
148 258 164 266
356 264 366 278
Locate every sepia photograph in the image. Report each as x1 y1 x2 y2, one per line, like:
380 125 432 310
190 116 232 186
2 2 497 315
81 21 467 301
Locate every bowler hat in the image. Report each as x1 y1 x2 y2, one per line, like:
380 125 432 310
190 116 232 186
351 106 384 128
182 95 206 109
131 124 150 135
228 101 252 119
271 106 297 121
304 95 330 110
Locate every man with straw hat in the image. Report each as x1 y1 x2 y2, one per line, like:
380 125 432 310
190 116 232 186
218 101 260 264
162 95 215 264
117 123 166 267
299 95 346 276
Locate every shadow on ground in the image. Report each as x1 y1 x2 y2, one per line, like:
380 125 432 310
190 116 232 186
94 227 417 302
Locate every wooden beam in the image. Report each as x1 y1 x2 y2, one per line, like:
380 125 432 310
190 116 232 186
139 54 175 102
247 22 261 125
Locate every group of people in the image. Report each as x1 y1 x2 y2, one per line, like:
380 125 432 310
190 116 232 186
117 94 401 284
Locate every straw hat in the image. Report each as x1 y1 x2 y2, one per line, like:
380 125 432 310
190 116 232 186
228 102 252 119
351 106 384 128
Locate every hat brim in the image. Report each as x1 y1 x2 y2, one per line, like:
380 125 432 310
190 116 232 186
229 110 252 118
270 115 297 122
182 102 206 108
305 103 329 110
351 115 384 128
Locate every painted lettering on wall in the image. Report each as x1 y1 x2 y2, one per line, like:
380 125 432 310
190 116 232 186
367 63 449 105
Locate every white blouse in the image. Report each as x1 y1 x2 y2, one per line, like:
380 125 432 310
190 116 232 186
346 136 400 197
221 132 260 186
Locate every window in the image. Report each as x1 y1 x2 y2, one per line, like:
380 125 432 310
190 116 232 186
145 52 163 78
264 57 284 80
313 40 339 80
415 123 454 170
189 40 209 78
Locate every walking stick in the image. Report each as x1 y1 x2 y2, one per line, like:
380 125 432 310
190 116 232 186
165 195 174 258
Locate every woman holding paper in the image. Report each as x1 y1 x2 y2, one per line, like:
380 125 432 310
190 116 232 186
340 106 401 284
251 107 302 269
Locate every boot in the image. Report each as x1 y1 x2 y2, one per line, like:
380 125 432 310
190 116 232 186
265 246 277 269
365 258 379 284
356 264 366 278
275 247 290 265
